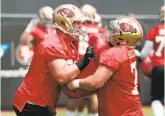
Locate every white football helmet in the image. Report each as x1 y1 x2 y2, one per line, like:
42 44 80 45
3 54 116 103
104 16 143 47
38 6 53 25
52 4 87 41
94 13 102 26
81 4 102 26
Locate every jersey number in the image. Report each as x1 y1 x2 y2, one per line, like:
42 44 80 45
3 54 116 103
155 29 165 57
130 61 139 95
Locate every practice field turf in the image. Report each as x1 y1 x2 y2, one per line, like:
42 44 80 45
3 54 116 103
1 107 153 116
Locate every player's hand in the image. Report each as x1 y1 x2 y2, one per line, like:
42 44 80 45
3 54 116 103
67 79 80 90
84 45 94 60
75 45 94 71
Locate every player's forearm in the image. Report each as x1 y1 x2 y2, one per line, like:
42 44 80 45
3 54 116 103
52 46 94 85
59 53 93 85
67 65 111 91
79 76 100 91
140 40 153 59
57 64 81 85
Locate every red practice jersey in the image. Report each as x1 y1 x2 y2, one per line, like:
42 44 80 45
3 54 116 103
96 46 143 116
146 24 165 67
30 25 56 52
12 31 78 112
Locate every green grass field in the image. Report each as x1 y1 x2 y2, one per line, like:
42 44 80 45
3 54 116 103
55 107 153 116
1 107 153 116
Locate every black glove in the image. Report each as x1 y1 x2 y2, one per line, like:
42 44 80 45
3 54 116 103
76 45 94 71
84 45 94 60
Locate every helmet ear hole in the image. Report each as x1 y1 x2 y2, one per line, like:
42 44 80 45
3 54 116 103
119 31 122 35
61 21 66 26
134 28 137 33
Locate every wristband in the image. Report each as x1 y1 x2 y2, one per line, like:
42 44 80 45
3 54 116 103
75 55 90 71
73 79 80 89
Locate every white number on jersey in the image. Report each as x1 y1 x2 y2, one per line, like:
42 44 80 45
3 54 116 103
130 61 139 95
155 29 165 57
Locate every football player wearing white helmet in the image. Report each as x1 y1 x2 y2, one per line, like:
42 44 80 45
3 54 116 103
20 6 54 47
67 16 144 116
18 6 55 66
12 4 94 116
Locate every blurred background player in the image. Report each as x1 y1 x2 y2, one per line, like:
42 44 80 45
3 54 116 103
66 4 103 116
138 5 165 116
12 4 94 116
19 6 54 52
16 6 54 66
67 16 144 116
80 4 102 27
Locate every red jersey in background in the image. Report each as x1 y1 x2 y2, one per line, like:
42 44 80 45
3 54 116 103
146 24 165 67
30 25 56 52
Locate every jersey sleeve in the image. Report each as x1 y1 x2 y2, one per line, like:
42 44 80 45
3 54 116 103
146 27 156 41
38 36 67 62
99 49 120 73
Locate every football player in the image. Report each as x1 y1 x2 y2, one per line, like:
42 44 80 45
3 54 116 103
66 4 103 116
20 6 54 52
18 6 55 65
67 16 144 116
12 4 94 116
138 5 165 116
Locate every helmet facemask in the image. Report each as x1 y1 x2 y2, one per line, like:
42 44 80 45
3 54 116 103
103 20 127 46
53 11 87 42
71 20 87 41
